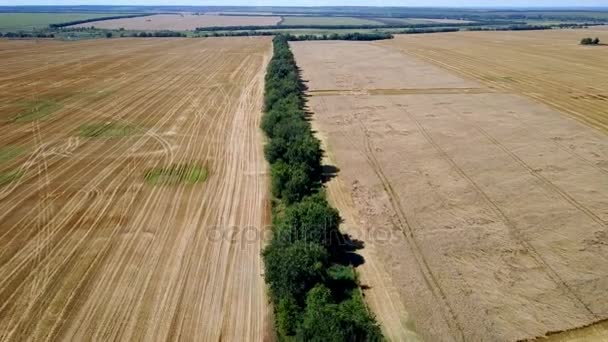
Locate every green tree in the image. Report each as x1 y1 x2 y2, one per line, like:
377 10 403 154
263 241 328 302
297 285 384 342
265 132 322 180
271 162 315 204
337 294 384 341
581 37 593 45
275 119 310 140
276 296 301 338
297 285 345 342
273 194 342 253
261 96 304 137
284 134 323 180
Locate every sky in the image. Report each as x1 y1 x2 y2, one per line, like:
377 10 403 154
2 0 608 7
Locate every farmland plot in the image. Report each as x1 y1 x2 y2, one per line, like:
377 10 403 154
70 14 282 30
382 29 608 133
0 12 134 32
292 39 608 341
0 37 272 341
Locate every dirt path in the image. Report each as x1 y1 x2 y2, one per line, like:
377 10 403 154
312 120 422 342
292 40 608 341
0 37 272 341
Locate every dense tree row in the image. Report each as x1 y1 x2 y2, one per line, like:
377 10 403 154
398 24 595 34
554 23 605 28
396 27 460 34
127 31 186 37
48 14 154 28
197 31 275 38
284 32 393 41
0 32 55 38
197 31 392 41
261 34 383 341
479 13 608 23
195 20 523 32
102 30 186 38
467 24 554 31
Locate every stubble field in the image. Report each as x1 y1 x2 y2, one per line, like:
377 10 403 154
292 29 608 341
70 14 282 30
0 37 272 341
383 29 608 133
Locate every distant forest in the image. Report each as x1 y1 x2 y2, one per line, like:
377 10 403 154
1 5 608 22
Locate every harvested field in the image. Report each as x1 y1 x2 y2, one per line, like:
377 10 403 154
382 29 608 133
70 13 281 30
0 37 272 341
0 12 134 32
292 38 608 341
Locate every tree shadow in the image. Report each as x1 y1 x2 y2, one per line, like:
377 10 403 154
294 61 374 295
336 234 366 267
329 234 368 301
321 164 340 183
344 252 365 267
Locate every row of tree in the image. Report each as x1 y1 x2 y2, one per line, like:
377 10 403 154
261 34 383 341
197 31 275 38
128 31 186 37
207 9 608 23
554 23 606 28
479 13 608 23
104 31 185 38
396 27 460 34
195 20 524 32
0 31 55 38
467 24 554 32
283 32 393 41
196 31 392 41
467 23 603 33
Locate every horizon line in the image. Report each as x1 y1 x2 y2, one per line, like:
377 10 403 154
2 4 608 9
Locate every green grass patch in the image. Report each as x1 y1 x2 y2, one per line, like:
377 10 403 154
13 99 62 122
79 121 139 138
0 170 24 186
0 146 25 163
144 164 208 185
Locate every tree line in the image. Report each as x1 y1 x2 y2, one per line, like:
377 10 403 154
0 32 55 38
396 27 460 34
478 13 608 23
467 24 554 32
261 34 384 341
467 23 602 32
283 32 393 41
196 31 392 41
195 20 525 32
127 31 186 37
